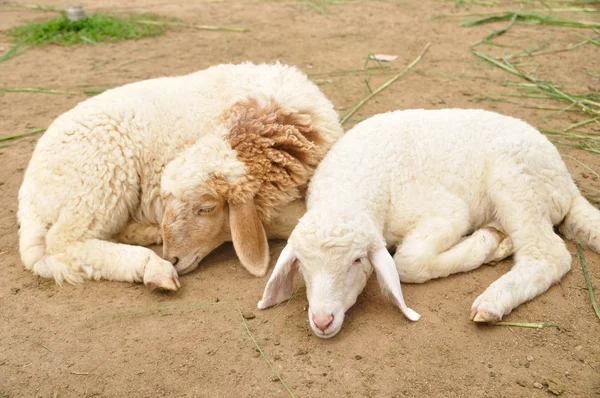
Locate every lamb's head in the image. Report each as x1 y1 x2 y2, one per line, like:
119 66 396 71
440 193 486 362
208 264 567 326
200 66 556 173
161 97 325 277
258 207 420 338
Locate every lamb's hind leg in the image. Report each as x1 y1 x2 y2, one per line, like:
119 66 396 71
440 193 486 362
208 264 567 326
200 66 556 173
395 207 513 283
471 169 572 322
117 222 162 246
470 222 570 322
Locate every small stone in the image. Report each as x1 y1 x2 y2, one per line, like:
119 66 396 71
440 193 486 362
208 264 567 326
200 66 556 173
564 371 570 377
582 172 590 179
242 312 255 320
489 371 496 377
526 355 533 362
273 340 280 346
354 355 363 360
487 363 493 368
214 297 220 302
574 345 583 351
516 380 527 387
11 287 20 295
547 380 563 396
322 372 327 376
270 376 279 382
533 382 544 389
294 349 308 356
524 362 530 368
274 355 281 361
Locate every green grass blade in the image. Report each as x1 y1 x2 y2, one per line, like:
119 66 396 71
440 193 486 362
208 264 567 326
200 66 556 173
0 127 47 142
0 38 33 62
576 244 600 320
108 300 296 397
1 13 168 62
235 302 295 397
462 10 600 28
473 12 517 46
0 87 78 95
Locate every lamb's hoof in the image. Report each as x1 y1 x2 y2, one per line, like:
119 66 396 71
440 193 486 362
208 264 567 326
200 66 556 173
144 259 180 291
472 310 501 323
145 272 180 291
470 300 503 323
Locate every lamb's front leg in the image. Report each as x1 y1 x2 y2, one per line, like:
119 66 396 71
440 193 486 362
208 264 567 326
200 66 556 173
69 239 180 290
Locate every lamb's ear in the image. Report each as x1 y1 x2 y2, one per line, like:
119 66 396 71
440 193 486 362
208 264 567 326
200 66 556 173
229 200 270 277
257 244 297 309
369 247 421 322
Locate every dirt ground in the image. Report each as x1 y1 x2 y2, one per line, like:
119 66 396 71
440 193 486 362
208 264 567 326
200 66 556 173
1 0 599 397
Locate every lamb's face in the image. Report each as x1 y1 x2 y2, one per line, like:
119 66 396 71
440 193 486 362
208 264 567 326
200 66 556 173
258 209 420 338
296 244 374 338
289 210 379 338
161 193 230 274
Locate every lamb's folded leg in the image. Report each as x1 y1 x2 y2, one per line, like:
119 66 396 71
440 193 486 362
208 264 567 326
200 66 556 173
395 220 512 283
116 222 163 246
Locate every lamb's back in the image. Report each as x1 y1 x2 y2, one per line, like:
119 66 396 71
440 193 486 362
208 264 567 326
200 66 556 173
307 108 559 210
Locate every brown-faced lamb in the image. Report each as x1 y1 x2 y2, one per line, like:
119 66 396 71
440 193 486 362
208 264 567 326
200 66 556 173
18 62 343 290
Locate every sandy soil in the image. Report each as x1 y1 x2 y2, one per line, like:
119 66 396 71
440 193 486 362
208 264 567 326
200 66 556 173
1 0 599 397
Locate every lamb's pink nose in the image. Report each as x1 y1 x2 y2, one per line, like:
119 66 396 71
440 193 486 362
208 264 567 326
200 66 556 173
312 314 334 332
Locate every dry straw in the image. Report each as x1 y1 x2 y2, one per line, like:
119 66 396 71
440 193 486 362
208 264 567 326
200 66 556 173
493 322 560 328
340 43 431 124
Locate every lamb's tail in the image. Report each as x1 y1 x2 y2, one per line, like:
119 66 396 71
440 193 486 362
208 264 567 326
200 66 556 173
559 195 600 253
18 207 83 285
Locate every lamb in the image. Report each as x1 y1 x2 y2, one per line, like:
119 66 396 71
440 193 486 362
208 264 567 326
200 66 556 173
18 62 343 290
258 108 600 338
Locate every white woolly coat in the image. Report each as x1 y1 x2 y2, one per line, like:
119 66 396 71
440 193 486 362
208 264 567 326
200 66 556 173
18 62 342 285
265 108 599 331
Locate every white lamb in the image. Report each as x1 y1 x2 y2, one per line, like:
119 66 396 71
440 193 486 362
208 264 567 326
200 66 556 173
258 108 600 338
18 62 343 290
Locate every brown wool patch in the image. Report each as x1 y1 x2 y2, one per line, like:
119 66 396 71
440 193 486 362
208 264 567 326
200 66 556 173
219 97 325 221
